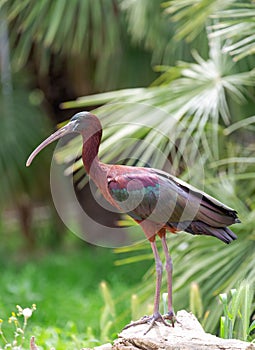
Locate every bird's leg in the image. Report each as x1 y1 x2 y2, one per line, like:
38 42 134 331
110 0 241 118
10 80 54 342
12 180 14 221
151 239 163 317
161 233 175 326
144 239 172 333
123 239 170 334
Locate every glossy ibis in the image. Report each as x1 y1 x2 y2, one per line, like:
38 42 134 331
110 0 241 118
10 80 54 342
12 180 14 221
26 112 240 333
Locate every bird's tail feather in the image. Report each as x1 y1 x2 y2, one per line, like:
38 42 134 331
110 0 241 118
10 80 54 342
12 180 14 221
187 221 237 244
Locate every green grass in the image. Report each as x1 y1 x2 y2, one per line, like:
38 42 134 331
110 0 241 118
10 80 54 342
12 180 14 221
219 281 255 342
0 227 149 349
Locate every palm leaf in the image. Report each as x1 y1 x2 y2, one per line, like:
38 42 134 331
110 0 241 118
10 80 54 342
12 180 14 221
2 0 126 90
120 0 173 62
2 0 161 91
4 0 120 59
162 1 255 62
163 0 235 41
210 2 255 61
0 81 52 207
58 36 255 185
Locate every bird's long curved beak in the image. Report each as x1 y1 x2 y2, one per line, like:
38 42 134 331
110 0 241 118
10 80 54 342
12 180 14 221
26 122 74 167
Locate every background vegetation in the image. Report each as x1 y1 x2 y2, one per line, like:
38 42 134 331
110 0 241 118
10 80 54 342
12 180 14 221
0 0 254 348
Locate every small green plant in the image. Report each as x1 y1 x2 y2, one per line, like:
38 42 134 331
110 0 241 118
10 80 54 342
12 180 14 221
188 281 210 328
189 281 203 319
219 280 255 341
0 304 36 349
99 281 116 343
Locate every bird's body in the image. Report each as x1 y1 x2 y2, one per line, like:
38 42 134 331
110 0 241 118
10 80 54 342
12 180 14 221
26 111 240 333
106 165 238 243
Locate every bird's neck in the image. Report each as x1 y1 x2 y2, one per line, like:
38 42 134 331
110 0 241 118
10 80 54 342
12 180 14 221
82 130 114 203
82 130 102 174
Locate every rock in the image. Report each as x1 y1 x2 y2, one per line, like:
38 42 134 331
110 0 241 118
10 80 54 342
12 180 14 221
82 344 113 350
112 310 255 350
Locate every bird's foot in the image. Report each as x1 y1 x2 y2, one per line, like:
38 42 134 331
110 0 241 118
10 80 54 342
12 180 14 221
123 312 172 335
163 310 177 327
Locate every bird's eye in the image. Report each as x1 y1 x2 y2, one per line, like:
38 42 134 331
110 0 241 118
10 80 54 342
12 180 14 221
70 115 79 122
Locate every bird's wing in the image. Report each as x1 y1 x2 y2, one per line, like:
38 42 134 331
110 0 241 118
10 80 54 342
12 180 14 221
107 167 239 228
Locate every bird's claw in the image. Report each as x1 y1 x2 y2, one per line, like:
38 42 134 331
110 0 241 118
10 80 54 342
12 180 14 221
163 310 177 327
123 312 174 335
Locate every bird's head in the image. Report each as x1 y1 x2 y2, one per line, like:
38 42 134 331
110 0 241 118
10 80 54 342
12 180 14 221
26 111 101 166
69 111 99 132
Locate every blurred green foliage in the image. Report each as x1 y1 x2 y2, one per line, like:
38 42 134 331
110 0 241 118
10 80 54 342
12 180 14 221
0 226 149 349
0 79 51 206
0 0 254 347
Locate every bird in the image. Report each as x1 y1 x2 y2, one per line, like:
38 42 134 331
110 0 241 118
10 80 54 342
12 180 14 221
26 111 240 333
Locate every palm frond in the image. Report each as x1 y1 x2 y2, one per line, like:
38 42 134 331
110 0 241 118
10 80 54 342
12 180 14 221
2 0 123 89
210 2 255 61
58 36 255 182
224 115 255 135
162 1 255 62
0 80 51 207
4 0 121 60
163 0 235 41
120 0 173 62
